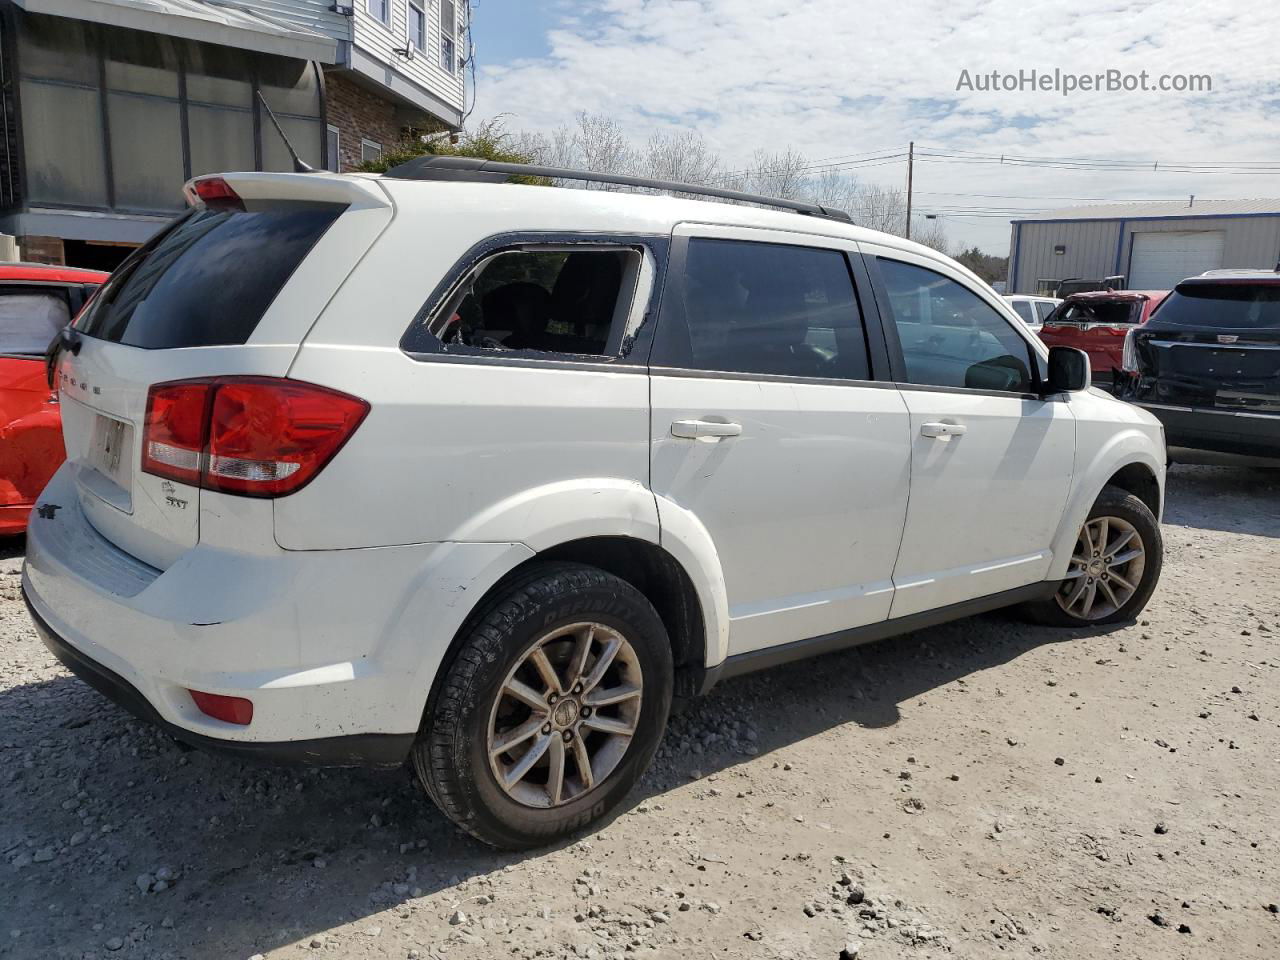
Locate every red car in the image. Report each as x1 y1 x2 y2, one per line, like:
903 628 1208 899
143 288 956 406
0 263 108 535
1039 290 1169 389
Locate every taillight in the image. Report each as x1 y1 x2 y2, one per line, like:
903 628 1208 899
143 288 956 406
184 176 244 211
142 382 212 485
1121 329 1140 373
142 377 368 497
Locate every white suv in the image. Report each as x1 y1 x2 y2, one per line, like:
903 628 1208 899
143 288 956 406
22 160 1166 848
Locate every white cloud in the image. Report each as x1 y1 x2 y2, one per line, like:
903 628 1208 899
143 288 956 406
473 0 1280 252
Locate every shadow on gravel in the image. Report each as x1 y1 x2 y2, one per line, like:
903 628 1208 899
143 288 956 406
0 462 1263 957
0 534 26 562
2 610 1096 959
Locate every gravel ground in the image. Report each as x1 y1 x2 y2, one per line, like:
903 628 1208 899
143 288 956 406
2 463 1278 960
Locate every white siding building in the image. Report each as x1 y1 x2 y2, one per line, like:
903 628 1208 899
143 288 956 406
235 0 467 155
0 0 467 266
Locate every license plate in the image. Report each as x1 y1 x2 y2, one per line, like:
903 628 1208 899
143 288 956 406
90 413 133 488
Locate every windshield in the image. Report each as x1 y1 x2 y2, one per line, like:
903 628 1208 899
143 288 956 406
0 290 71 355
1048 300 1140 326
76 201 343 349
1156 283 1280 329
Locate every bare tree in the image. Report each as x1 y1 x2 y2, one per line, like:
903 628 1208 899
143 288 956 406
911 218 950 256
640 130 722 189
512 125 577 170
507 114 924 242
572 113 636 187
745 148 810 199
804 168 861 213
853 183 906 235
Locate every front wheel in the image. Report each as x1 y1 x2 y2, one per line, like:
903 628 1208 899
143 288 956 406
1023 485 1163 627
413 562 673 849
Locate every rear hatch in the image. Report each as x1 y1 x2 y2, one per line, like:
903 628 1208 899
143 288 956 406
1129 280 1280 414
1041 297 1145 372
54 173 391 569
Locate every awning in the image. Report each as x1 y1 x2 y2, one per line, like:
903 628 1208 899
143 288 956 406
14 0 338 64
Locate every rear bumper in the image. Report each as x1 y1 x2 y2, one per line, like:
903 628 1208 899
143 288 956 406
1137 403 1280 460
24 590 412 767
0 503 31 536
22 463 533 764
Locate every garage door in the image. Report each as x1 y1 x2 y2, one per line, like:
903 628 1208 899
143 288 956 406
1129 231 1225 289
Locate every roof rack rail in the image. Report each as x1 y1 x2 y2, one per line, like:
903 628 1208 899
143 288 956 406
381 155 853 223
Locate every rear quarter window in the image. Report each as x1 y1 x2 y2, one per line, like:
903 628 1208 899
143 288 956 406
76 201 343 349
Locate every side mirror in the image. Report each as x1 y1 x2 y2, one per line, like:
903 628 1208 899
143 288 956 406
1046 346 1090 393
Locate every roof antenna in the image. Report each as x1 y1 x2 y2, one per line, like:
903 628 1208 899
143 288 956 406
256 91 316 173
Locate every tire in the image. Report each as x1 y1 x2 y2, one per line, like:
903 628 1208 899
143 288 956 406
1022 485 1163 627
413 562 673 849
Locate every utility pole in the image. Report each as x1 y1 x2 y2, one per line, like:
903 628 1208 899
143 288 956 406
904 141 914 240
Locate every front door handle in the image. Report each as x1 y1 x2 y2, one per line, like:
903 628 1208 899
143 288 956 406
920 421 967 439
671 419 743 440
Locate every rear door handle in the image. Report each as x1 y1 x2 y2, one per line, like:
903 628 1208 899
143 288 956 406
671 419 743 440
920 421 967 439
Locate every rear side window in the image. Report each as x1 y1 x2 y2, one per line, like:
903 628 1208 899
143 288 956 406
76 202 342 348
430 248 640 356
662 238 870 381
1010 300 1034 324
1156 283 1280 329
0 289 71 355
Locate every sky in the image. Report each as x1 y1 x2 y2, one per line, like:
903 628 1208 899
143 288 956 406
469 0 1280 255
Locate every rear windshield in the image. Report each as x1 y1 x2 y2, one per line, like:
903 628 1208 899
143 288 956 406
1156 283 1280 329
76 201 343 349
1048 300 1140 326
0 290 71 355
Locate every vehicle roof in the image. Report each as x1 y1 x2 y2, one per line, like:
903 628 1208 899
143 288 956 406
1186 268 1280 282
1006 294 1060 301
1064 289 1167 302
0 262 109 283
365 175 981 275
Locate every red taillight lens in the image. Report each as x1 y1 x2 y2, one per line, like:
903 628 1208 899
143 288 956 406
205 379 369 496
142 381 213 486
187 176 244 210
141 377 369 497
189 690 254 725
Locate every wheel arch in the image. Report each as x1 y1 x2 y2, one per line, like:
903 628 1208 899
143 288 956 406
1105 461 1162 520
1047 430 1165 581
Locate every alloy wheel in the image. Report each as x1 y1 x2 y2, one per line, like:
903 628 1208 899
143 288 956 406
1055 515 1146 621
487 622 643 808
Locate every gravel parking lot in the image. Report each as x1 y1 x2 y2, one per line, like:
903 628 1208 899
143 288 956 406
2 464 1278 960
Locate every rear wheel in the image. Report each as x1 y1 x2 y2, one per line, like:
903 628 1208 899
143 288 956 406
1023 486 1163 627
413 562 672 849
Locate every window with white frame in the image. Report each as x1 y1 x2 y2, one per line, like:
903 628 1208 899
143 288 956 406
440 0 458 71
368 0 389 26
361 138 382 164
408 1 426 50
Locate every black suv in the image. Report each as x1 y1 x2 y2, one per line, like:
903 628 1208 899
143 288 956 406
1118 270 1279 459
